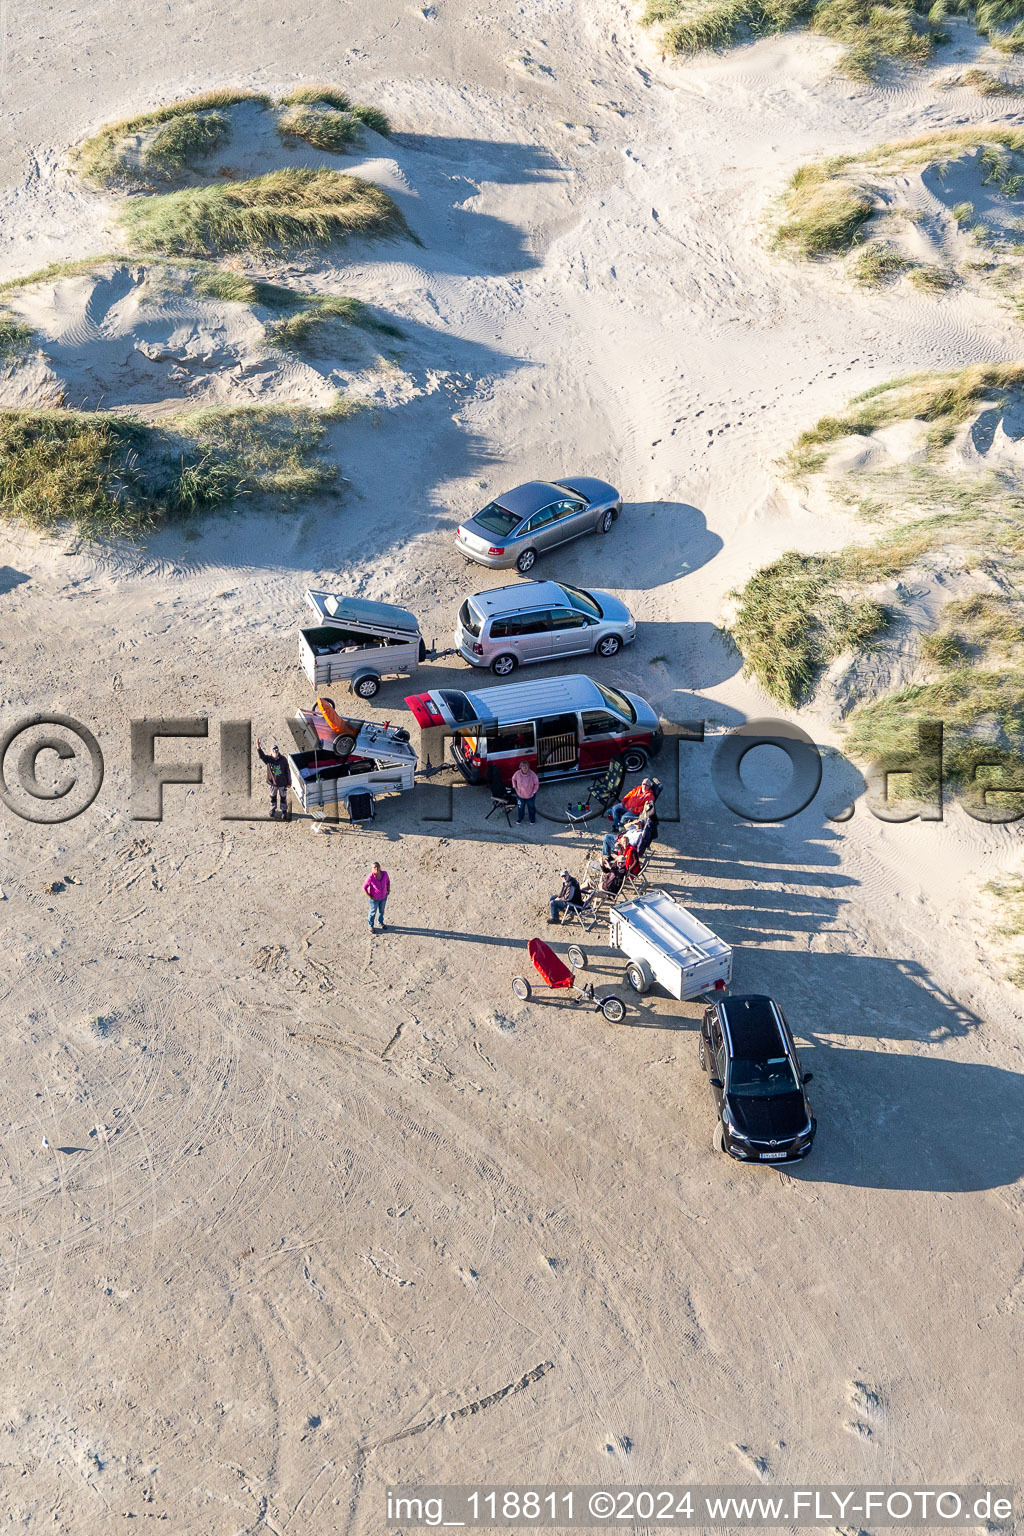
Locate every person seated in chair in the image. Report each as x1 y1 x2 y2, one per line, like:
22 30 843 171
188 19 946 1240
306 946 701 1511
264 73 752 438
548 869 583 924
599 853 628 895
602 813 648 859
606 776 655 832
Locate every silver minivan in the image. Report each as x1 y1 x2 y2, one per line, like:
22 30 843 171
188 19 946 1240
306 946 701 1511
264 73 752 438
455 580 637 676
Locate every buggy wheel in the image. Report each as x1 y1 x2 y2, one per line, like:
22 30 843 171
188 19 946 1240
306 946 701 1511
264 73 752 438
601 994 626 1023
352 672 381 700
625 959 652 995
512 976 531 1002
623 747 648 774
567 944 586 972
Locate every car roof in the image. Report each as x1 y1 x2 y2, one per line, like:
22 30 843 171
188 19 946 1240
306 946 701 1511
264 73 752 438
491 481 563 518
466 581 568 617
463 673 614 721
719 995 787 1056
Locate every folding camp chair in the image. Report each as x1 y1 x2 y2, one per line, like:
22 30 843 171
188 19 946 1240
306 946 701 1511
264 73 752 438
564 755 626 838
560 887 617 934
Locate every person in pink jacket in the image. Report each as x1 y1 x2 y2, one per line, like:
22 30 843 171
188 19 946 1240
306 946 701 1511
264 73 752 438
363 862 391 931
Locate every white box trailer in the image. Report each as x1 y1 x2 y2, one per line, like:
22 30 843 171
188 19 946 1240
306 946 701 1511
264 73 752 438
300 591 425 699
287 710 418 814
608 891 733 1000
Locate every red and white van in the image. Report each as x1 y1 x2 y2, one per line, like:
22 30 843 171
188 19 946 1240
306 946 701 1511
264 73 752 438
404 674 662 785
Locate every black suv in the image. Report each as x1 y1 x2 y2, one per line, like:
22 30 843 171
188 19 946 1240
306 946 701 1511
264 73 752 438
700 995 816 1163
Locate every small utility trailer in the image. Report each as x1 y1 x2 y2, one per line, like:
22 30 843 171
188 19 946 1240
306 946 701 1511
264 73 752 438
300 591 426 699
607 891 733 999
288 708 418 815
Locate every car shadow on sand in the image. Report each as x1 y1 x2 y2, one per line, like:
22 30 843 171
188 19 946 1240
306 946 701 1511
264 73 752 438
550 500 723 594
788 1045 1024 1192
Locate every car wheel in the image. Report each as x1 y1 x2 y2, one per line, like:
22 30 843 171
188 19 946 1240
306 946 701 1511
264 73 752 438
512 976 531 1002
597 508 614 534
623 747 648 774
595 634 622 659
712 1120 725 1154
490 653 518 677
515 548 537 574
352 673 380 700
699 1035 707 1072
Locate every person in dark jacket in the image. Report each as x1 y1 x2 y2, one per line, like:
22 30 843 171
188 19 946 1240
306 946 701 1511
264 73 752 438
548 869 583 924
257 738 290 819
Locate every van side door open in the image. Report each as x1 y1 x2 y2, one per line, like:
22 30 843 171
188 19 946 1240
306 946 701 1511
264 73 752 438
578 708 628 771
535 712 579 775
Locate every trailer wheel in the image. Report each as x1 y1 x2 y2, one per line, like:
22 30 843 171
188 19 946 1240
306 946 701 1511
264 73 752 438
601 994 626 1024
625 959 652 995
512 976 531 1002
567 944 586 972
352 672 380 700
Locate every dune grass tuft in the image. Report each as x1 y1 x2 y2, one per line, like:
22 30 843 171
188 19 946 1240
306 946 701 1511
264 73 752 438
118 168 408 257
0 403 343 540
773 178 874 257
851 243 914 284
278 88 391 152
265 294 402 350
74 90 269 188
644 0 1024 75
730 551 891 705
0 311 34 365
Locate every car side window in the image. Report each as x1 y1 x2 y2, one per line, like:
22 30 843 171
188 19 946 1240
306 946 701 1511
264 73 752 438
518 610 553 635
711 1019 727 1078
486 724 534 754
552 498 582 521
549 607 588 630
521 505 558 534
581 710 621 738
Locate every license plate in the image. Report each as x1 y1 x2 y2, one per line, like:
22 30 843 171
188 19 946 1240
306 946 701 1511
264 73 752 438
760 1151 787 1160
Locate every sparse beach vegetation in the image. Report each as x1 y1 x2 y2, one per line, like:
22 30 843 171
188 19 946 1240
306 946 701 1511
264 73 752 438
119 169 407 256
731 365 1024 793
644 0 1024 77
74 90 269 188
0 402 343 539
278 87 391 151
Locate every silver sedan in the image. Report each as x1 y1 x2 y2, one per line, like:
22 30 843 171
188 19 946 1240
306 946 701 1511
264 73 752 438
454 477 622 573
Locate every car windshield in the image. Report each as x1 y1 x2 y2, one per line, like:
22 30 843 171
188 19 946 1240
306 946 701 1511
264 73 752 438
438 689 483 724
728 1055 801 1097
559 584 602 619
471 502 520 537
593 681 635 722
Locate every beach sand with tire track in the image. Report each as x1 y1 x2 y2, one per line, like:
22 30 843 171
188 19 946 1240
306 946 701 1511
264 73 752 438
0 3 1022 1531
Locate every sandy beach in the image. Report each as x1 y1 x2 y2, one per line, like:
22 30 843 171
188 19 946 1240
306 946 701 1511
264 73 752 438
1 0 1023 1530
